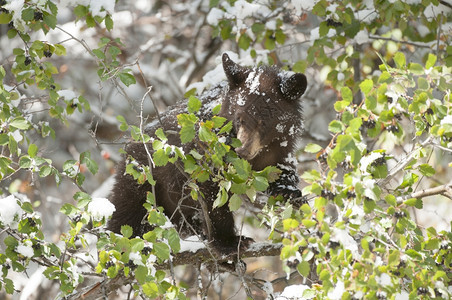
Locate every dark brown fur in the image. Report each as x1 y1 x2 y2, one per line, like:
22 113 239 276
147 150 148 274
108 54 307 248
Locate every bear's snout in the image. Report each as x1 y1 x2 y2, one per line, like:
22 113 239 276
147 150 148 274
236 127 262 160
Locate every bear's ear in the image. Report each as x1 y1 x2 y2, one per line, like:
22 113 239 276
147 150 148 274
222 53 249 86
280 73 307 101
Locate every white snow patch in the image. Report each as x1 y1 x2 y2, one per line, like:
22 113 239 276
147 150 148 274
59 0 115 18
291 0 319 13
441 115 452 125
87 197 116 221
276 123 285 133
16 240 34 258
362 177 377 200
0 195 23 229
237 94 246 106
355 9 378 24
57 90 78 100
8 129 23 143
359 152 383 175
245 69 262 95
207 8 224 26
403 0 422 4
284 153 298 165
310 27 336 40
129 251 145 266
327 280 345 300
331 228 360 259
394 291 410 300
276 284 312 299
376 273 392 287
354 29 370 45
3 0 25 30
280 140 288 147
180 235 205 253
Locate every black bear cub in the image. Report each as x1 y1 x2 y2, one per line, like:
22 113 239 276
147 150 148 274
108 53 307 249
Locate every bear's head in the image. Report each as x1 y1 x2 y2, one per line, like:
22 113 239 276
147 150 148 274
220 53 307 162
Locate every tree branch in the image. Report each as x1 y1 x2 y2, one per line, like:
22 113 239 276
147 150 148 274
69 242 282 300
397 181 452 204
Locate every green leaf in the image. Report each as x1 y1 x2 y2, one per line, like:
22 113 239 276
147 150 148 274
302 219 317 228
0 12 12 24
60 203 78 216
19 156 32 169
92 49 105 59
211 116 226 128
238 33 251 50
418 164 435 177
425 238 439 250
297 261 310 277
213 188 228 208
253 176 268 192
404 198 423 209
388 249 400 267
199 125 214 142
179 125 196 144
166 228 180 253
228 194 242 212
43 14 57 29
283 218 299 231
363 198 376 213
10 118 30 130
153 149 169 166
425 53 437 69
359 79 373 96
409 62 423 75
143 282 159 297
39 165 52 177
121 225 133 238
119 72 136 87
304 143 322 153
233 159 251 180
328 120 345 133
105 14 114 30
80 151 98 175
21 8 35 21
394 52 406 69
341 87 353 104
154 242 170 260
293 60 307 73
218 121 233 134
417 77 429 90
319 269 330 281
54 44 66 56
385 194 396 206
28 144 38 158
187 95 202 114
